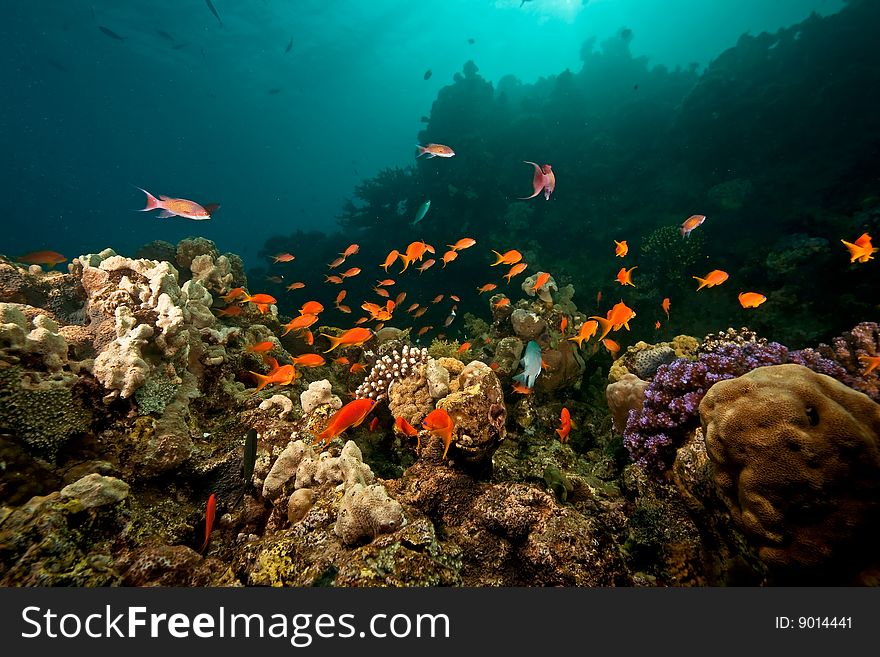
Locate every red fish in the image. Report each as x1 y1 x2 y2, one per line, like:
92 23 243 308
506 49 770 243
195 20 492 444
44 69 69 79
447 238 476 251
216 305 242 317
341 267 362 278
568 319 598 347
556 407 571 443
314 398 375 446
369 417 380 432
661 297 670 319
137 187 212 220
560 316 568 333
394 415 420 449
859 355 880 375
841 232 878 263
505 262 528 282
341 243 360 258
615 266 637 287
491 249 522 266
221 287 247 303
422 408 455 458
15 250 67 267
241 293 277 305
416 143 455 158
531 272 551 292
245 341 275 354
614 240 628 257
291 353 326 367
477 283 497 294
381 250 400 272
518 161 555 200
738 292 767 308
457 342 471 354
693 269 729 290
200 493 216 553
300 301 324 315
680 214 706 238
272 252 295 263
282 314 318 335
248 363 297 391
287 282 306 291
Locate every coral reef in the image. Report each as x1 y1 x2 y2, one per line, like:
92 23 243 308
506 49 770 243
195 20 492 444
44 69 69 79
300 379 341 415
606 373 649 435
355 345 429 401
700 364 880 580
816 321 880 401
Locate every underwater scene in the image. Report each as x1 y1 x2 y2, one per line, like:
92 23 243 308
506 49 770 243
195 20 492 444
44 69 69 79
1 0 879 587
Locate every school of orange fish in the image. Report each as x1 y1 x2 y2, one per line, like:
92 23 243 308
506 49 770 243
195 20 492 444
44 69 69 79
12 146 880 451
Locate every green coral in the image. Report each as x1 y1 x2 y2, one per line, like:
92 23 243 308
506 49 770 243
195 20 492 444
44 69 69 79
463 313 489 339
134 374 179 416
428 338 462 359
0 366 92 459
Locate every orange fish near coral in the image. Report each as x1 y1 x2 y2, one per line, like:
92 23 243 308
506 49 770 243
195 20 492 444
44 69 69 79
241 293 277 306
693 269 729 290
300 301 324 315
291 353 326 367
422 408 455 458
602 338 621 357
314 398 375 447
15 250 67 267
491 249 522 266
216 305 242 317
680 214 706 238
530 272 551 292
248 363 297 392
590 301 636 341
738 292 767 308
556 407 571 443
569 320 598 347
858 355 880 375
394 415 420 449
841 232 878 263
442 250 459 267
560 316 568 333
245 341 275 354
655 320 662 330
614 240 628 258
137 187 212 220
457 342 471 354
200 493 216 553
477 283 497 294
416 143 455 158
493 297 510 309
222 287 247 303
511 382 532 395
321 327 373 353
282 314 318 335
519 161 555 200
505 262 528 282
615 266 637 287
661 297 670 319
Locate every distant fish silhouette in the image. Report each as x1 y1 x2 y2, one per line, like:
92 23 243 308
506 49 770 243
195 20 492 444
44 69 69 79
98 25 125 41
268 88 281 95
467 38 475 44
520 0 532 7
423 69 432 80
172 43 188 50
155 29 175 42
285 37 293 53
205 0 222 26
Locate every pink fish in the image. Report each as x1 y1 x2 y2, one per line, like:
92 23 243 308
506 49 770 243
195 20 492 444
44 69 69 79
137 187 212 220
518 161 555 200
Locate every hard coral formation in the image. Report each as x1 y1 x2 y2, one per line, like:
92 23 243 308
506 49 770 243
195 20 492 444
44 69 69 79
624 340 848 477
300 379 342 415
606 373 649 435
335 483 406 546
816 321 880 402
700 364 880 578
355 345 429 402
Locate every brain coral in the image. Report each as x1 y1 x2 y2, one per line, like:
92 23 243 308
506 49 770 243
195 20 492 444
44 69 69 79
700 364 880 576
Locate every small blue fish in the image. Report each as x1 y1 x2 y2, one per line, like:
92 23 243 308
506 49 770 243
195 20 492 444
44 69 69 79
411 200 431 226
513 340 542 389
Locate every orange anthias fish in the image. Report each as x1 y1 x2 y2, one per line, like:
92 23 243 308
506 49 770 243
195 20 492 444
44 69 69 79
399 241 429 273
395 292 407 305
493 297 510 309
448 238 476 251
200 493 216 553
328 256 346 269
216 305 242 317
15 250 67 267
531 272 551 292
337 304 352 314
478 283 497 294
242 292 277 305
590 301 636 341
287 282 306 291
519 161 555 200
568 319 598 347
321 327 373 353
349 362 366 374
413 307 428 318
373 286 390 298
245 341 275 354
680 214 706 238
442 250 459 267
376 279 395 287
661 297 670 319
272 252 295 263
511 382 532 395
314 398 376 447
491 249 523 266
432 294 444 304
222 287 247 303
417 325 433 336
655 320 662 330
602 338 621 357
291 353 326 367
341 243 360 258
325 275 344 284
858 355 880 375
369 417 380 433
457 342 472 354
614 240 628 258
417 259 436 273
300 301 324 315
394 415 421 449
381 249 400 272
560 316 568 333
341 267 361 278
693 269 729 290
738 292 767 308
282 313 318 335
303 330 314 346
449 295 460 302
416 143 455 158
505 262 528 282
336 290 347 304
841 232 878 263
422 408 455 458
556 407 571 443
615 266 637 287
407 302 421 313
137 187 212 220
248 362 297 392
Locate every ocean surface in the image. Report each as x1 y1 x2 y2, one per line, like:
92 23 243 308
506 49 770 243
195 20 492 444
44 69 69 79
3 0 877 347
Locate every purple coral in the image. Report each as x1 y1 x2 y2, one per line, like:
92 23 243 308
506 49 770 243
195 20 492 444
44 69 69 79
816 322 880 402
623 341 848 477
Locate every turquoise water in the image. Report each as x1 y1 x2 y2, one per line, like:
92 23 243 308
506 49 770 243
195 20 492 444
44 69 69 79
3 0 876 347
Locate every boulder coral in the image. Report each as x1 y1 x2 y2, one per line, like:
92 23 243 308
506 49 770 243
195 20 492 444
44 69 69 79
700 364 880 578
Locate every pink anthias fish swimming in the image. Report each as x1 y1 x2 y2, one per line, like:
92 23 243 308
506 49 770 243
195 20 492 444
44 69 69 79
136 187 215 220
518 161 555 200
